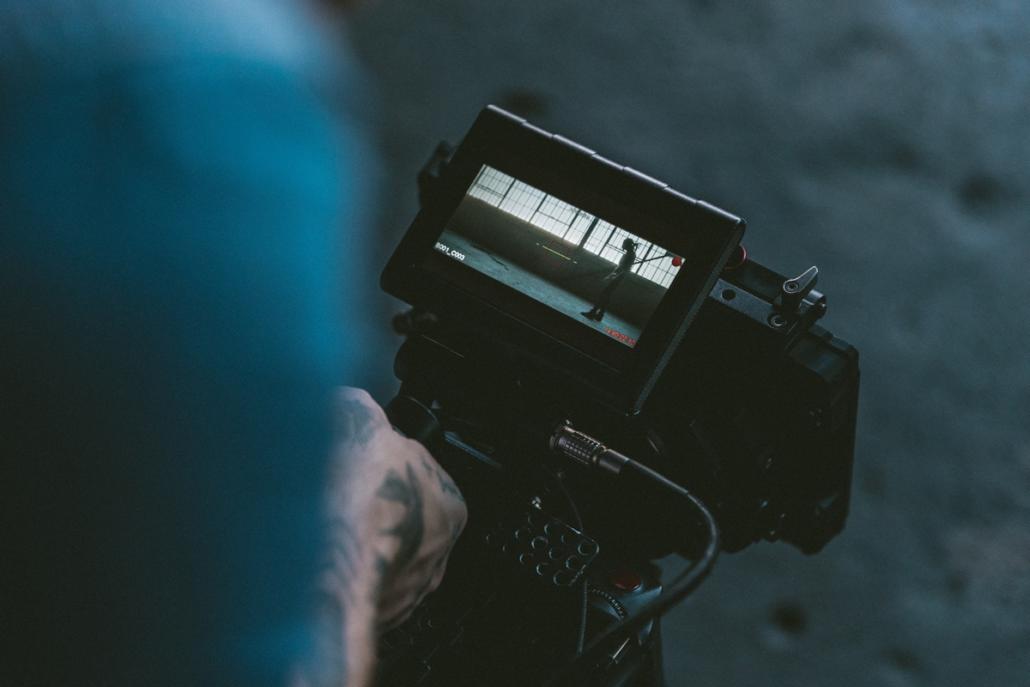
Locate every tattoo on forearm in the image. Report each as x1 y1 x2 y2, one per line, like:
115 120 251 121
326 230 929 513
376 463 425 571
411 521 465 604
326 514 360 582
419 455 466 503
370 554 389 605
307 397 469 683
436 472 464 502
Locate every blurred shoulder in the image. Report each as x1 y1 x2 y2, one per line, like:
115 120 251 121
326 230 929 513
0 0 353 84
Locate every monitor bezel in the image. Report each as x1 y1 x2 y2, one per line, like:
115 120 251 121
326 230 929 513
381 106 744 412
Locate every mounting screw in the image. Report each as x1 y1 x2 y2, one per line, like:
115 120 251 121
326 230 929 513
768 313 788 328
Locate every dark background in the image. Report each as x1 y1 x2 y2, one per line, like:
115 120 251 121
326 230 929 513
348 1 1030 685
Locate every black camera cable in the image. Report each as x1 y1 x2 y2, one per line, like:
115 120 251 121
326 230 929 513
544 424 721 686
544 465 590 656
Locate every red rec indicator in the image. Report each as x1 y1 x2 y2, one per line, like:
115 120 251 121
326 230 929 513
609 568 643 592
605 328 637 347
671 256 683 267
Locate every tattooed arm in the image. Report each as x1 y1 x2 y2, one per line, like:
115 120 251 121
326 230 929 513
294 388 468 687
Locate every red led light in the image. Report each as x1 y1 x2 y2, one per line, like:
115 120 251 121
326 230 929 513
609 568 643 592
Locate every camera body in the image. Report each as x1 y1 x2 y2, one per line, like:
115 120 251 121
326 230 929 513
639 260 859 553
382 106 858 555
376 107 859 684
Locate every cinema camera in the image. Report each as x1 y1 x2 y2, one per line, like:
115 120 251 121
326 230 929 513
377 106 860 686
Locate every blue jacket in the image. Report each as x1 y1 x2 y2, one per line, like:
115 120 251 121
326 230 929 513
0 1 375 683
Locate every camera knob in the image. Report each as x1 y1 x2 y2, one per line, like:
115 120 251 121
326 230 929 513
780 266 819 313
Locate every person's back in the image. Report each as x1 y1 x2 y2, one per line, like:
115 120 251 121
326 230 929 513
0 1 376 683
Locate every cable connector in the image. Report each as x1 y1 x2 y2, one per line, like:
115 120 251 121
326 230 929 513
549 423 629 475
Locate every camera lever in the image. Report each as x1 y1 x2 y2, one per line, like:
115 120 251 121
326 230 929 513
776 265 827 330
781 265 819 310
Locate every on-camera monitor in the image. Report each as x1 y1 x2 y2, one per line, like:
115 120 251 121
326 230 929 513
430 165 684 348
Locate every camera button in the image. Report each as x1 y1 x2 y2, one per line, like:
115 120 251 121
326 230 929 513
577 541 598 556
553 570 574 587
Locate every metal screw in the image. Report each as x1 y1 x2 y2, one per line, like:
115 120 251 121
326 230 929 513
808 408 824 428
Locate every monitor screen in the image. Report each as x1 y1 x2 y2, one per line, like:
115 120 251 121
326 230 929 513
428 165 684 348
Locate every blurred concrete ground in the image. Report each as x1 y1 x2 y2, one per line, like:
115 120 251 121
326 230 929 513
349 1 1030 684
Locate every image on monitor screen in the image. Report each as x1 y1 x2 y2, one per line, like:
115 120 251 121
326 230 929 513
430 165 684 347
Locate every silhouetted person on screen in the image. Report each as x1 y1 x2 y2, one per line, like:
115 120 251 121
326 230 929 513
582 238 637 322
